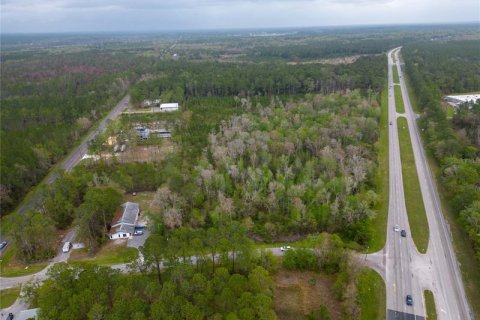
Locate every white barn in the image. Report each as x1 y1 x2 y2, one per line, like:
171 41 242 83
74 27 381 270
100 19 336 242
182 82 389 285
110 202 140 240
159 103 179 112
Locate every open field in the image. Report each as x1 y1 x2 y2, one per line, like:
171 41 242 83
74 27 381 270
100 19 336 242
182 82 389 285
368 90 389 252
424 290 437 320
397 117 428 253
357 269 386 320
0 287 20 309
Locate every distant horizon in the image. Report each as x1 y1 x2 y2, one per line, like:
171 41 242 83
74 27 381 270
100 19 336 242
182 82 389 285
2 0 479 34
2 21 479 35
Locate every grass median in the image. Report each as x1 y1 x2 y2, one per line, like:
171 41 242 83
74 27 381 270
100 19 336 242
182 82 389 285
393 65 400 84
357 268 386 320
394 86 405 113
368 89 389 253
424 290 437 320
397 117 428 253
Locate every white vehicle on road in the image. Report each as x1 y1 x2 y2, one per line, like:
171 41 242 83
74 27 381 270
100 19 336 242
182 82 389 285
280 246 291 251
62 242 72 253
394 224 399 232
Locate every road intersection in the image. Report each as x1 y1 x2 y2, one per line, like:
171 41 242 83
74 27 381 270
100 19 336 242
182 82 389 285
365 48 471 320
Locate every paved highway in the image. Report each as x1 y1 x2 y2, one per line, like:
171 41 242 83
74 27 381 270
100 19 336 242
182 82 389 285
366 48 471 320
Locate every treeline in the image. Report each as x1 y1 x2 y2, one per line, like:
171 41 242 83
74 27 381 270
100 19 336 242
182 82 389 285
247 38 401 60
130 55 386 103
403 41 480 260
30 263 277 319
0 49 150 215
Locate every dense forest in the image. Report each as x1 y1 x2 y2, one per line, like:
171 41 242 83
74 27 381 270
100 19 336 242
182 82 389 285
403 40 480 260
0 49 150 214
130 56 386 104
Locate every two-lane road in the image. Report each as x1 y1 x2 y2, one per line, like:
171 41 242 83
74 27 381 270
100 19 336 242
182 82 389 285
18 95 131 213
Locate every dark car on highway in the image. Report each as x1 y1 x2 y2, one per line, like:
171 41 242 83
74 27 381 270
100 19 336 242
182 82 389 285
401 230 407 237
406 295 413 306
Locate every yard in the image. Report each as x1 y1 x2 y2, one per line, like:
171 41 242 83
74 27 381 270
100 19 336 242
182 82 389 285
0 247 48 278
68 240 138 266
0 287 21 309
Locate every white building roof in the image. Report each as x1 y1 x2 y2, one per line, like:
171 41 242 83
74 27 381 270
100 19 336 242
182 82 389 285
111 202 139 234
160 103 179 109
445 94 480 105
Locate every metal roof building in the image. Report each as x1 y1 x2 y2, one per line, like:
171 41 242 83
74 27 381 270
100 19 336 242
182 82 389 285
159 103 179 112
110 202 139 240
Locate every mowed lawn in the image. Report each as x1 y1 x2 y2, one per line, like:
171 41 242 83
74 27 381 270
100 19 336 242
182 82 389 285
393 64 400 84
397 117 429 253
357 269 386 320
68 241 138 266
0 247 48 278
0 287 21 309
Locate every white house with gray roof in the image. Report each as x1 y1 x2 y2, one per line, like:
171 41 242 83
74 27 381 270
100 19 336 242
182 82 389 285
109 202 140 240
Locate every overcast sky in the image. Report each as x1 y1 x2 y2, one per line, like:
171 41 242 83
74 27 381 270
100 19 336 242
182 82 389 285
1 0 479 33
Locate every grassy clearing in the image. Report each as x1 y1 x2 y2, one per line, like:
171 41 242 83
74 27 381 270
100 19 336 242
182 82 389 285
69 242 138 266
393 65 400 84
273 269 342 320
357 269 386 320
424 290 437 320
0 287 21 309
426 155 480 318
368 90 389 253
394 86 405 113
0 247 48 277
397 118 428 253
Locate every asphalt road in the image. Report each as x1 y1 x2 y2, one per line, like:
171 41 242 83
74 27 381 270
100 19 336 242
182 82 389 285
365 48 471 320
17 95 131 214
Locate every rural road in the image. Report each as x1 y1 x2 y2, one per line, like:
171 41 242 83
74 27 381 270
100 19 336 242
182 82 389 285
365 48 471 320
17 95 131 214
0 247 287 290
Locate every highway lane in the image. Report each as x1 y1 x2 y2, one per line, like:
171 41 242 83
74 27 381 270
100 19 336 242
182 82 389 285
385 47 425 318
365 48 471 320
394 49 471 320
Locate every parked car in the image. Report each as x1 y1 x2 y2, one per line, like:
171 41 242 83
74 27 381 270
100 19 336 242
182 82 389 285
134 230 144 236
401 230 407 237
0 241 8 250
280 246 291 251
62 241 72 253
406 294 413 306
394 225 399 232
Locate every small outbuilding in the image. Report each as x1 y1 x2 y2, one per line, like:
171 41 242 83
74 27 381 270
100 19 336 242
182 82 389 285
110 202 140 240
